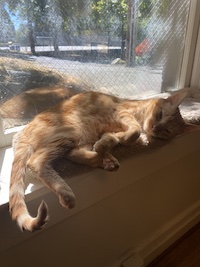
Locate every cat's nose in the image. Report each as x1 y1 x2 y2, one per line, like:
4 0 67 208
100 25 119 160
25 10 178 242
152 124 160 131
152 124 156 130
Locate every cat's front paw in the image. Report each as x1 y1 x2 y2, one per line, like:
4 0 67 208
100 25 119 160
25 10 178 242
94 135 119 154
102 156 120 171
58 189 75 209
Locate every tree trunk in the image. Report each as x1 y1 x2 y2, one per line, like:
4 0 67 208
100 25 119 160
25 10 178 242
126 0 139 67
53 31 59 57
120 19 126 60
28 21 36 55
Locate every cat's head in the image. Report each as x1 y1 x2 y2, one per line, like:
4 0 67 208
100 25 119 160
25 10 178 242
143 89 199 139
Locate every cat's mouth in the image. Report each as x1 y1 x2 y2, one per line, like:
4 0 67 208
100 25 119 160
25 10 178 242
152 128 172 139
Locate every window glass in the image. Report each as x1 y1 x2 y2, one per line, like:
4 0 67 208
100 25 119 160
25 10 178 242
0 0 191 131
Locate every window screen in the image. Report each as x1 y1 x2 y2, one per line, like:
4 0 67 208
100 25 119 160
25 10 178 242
0 0 191 130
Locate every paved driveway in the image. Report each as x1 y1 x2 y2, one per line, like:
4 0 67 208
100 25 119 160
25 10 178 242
35 56 162 99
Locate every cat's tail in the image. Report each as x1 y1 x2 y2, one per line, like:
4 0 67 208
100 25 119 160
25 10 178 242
9 143 49 232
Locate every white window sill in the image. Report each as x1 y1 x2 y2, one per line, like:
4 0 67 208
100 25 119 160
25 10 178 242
1 130 200 208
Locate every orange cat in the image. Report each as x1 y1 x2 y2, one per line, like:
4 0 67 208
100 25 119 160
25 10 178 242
9 89 197 231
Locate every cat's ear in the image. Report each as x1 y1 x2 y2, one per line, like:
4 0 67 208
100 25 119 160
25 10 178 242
166 89 188 107
163 89 189 113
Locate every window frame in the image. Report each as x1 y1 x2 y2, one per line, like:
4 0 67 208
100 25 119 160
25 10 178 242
0 123 17 148
179 0 200 89
190 1 200 90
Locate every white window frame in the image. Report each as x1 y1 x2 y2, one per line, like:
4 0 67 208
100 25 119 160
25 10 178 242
0 122 18 148
0 0 200 149
179 0 200 88
190 0 200 89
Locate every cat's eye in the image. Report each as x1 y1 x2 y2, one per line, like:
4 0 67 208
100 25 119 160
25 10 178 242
164 129 171 134
157 110 162 120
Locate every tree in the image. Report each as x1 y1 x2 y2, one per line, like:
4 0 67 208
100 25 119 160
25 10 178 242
5 0 63 54
5 0 39 54
91 0 127 58
0 2 15 43
5 0 87 54
91 0 154 63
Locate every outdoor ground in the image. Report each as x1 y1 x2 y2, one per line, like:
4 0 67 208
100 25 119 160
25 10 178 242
34 55 163 98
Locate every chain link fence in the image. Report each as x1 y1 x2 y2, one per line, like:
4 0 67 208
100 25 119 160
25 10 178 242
0 0 191 128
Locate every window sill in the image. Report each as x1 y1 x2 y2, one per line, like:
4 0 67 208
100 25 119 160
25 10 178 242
1 130 200 206
0 131 200 211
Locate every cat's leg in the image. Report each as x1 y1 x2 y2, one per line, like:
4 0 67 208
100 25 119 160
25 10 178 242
66 147 119 171
27 149 75 209
93 125 141 155
93 133 119 154
91 133 120 171
115 127 141 146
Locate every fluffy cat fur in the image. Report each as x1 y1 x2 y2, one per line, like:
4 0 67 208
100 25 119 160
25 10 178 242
9 89 198 231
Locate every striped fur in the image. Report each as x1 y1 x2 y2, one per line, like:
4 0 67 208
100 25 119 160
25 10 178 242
9 89 196 231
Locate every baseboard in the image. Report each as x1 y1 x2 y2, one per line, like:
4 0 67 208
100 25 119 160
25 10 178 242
118 200 200 267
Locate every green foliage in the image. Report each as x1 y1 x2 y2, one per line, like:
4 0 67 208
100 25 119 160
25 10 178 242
137 0 154 43
139 0 153 18
91 0 128 36
4 0 172 52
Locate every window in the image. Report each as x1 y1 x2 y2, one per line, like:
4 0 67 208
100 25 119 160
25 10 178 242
0 0 199 147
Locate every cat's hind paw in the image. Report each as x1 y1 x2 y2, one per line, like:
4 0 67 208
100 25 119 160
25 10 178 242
58 189 75 209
